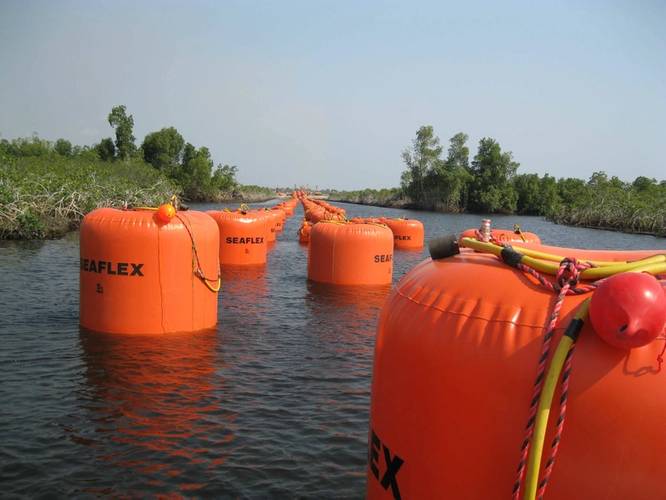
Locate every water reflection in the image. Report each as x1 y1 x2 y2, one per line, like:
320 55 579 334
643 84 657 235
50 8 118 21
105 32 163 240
219 265 269 322
305 281 390 351
76 328 234 495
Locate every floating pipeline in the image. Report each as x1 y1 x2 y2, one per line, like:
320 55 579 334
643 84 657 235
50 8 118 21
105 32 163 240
80 205 220 334
300 196 346 223
367 230 666 500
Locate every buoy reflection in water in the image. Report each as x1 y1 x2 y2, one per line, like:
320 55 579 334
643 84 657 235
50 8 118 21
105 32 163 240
75 328 234 496
305 281 391 350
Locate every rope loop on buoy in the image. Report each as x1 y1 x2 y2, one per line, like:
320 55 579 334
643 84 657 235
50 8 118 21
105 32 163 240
176 213 221 293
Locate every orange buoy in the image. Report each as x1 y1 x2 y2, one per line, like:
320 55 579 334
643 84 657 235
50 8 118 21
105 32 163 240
256 209 278 243
368 239 666 499
80 208 219 334
381 217 424 250
271 206 286 232
308 221 393 285
298 219 312 245
207 210 268 266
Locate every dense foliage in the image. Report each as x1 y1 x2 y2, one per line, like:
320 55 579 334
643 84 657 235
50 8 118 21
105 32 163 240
0 105 275 239
0 154 175 238
328 187 405 207
331 125 666 236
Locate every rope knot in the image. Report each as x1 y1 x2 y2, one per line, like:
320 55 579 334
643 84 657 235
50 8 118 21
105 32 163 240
555 258 587 291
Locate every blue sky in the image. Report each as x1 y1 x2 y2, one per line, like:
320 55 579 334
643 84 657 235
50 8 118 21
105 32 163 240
1 0 664 189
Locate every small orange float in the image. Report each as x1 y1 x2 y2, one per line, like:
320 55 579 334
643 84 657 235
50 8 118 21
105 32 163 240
207 209 268 266
80 207 219 334
308 221 393 285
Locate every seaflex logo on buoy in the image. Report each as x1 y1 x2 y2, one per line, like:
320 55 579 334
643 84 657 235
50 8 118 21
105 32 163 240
368 429 403 500
225 236 264 244
374 254 393 263
80 258 144 276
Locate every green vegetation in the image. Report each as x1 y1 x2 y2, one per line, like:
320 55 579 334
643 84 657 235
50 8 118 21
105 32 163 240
108 105 136 161
549 173 666 236
1 105 275 239
327 187 406 207
0 154 175 239
330 125 666 236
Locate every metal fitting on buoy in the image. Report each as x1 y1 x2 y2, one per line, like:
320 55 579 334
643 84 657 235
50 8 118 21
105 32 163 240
479 219 492 242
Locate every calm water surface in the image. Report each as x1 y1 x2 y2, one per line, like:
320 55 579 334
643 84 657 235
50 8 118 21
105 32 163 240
1 201 664 498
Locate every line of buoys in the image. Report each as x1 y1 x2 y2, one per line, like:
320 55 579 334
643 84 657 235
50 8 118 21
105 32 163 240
80 204 220 334
367 228 666 499
301 197 346 223
208 197 299 263
79 194 302 334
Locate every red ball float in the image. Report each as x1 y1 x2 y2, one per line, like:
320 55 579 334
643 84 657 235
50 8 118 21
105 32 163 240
589 272 666 349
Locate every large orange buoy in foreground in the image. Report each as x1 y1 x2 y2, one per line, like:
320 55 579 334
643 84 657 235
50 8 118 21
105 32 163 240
308 221 393 285
80 208 219 334
381 218 424 250
368 238 666 499
207 210 268 266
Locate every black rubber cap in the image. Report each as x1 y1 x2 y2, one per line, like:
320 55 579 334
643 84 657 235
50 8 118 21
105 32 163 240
428 234 460 260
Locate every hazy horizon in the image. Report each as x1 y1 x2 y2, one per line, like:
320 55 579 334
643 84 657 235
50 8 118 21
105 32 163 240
1 0 664 189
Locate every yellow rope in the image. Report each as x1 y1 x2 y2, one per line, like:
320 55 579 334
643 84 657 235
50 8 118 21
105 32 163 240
201 277 221 293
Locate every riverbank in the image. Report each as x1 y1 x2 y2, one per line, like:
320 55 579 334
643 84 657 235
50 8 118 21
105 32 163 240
0 156 276 239
329 195 666 238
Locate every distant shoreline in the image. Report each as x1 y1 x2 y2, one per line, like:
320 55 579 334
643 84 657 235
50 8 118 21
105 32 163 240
328 197 666 238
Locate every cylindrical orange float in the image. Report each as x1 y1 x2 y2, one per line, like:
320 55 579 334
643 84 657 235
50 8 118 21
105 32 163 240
207 210 268 266
308 221 393 285
260 208 282 242
368 242 666 499
271 206 286 232
80 208 219 334
381 217 425 250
